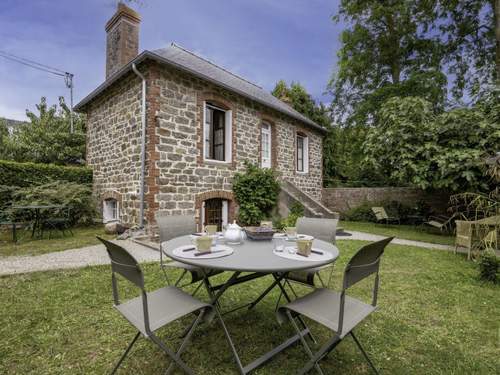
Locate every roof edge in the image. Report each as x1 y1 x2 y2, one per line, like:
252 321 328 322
74 51 327 134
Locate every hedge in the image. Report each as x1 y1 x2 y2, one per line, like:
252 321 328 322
0 160 92 187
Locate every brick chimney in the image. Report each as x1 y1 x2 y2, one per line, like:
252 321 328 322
105 2 141 78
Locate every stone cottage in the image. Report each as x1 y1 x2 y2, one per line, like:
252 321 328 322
75 3 333 232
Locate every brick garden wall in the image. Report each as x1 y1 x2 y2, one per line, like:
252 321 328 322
322 187 450 214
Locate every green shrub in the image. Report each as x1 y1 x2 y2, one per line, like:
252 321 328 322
273 202 305 230
0 160 92 188
478 250 499 283
344 202 376 222
344 200 427 223
11 181 97 225
233 163 280 226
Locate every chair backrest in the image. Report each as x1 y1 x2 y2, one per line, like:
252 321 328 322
296 216 338 244
455 220 473 247
337 237 393 336
371 207 388 221
97 236 144 290
342 236 393 294
156 213 197 242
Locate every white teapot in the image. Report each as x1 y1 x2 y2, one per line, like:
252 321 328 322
224 221 245 244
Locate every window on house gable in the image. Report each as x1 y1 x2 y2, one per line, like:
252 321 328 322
296 133 309 173
261 122 272 168
103 198 119 223
204 102 231 162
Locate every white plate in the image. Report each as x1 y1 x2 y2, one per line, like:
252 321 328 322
273 247 333 262
173 244 234 259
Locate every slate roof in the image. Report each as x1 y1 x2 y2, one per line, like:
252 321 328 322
75 43 326 133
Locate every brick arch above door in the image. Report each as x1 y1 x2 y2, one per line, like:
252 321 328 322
194 190 236 229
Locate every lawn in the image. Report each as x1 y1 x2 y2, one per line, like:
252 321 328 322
0 225 115 257
341 221 455 246
1 240 498 374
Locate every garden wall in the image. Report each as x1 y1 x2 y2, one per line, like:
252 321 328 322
322 187 449 214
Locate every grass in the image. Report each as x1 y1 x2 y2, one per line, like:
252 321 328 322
0 225 115 257
1 240 499 374
341 221 455 246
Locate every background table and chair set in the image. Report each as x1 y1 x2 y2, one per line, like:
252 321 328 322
0 204 73 242
98 215 393 375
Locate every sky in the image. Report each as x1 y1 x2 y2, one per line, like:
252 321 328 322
0 0 343 121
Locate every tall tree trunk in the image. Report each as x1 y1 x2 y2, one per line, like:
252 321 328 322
495 0 500 89
385 12 401 84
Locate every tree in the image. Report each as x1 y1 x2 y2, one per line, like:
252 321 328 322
272 80 331 128
330 0 446 126
0 119 10 159
364 96 500 192
438 0 497 98
7 97 86 165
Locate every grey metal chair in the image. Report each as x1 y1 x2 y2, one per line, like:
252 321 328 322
156 213 223 295
98 237 214 375
277 237 393 375
249 217 339 312
286 217 339 289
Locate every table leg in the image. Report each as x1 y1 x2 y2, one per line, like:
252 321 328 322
201 271 310 374
202 272 245 375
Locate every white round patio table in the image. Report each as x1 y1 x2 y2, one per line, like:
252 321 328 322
162 235 339 375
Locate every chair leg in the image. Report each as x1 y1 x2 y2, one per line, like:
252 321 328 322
298 335 341 375
175 270 188 287
350 331 379 375
110 331 141 375
149 333 196 375
191 281 203 297
286 311 324 375
165 310 205 375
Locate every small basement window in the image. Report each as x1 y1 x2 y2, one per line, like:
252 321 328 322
103 198 119 223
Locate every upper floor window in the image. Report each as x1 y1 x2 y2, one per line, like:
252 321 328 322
204 102 232 162
103 198 119 223
261 122 272 168
296 133 309 173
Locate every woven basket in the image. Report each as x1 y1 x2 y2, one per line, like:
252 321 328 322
244 226 275 241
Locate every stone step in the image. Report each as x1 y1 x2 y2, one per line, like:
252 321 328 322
280 180 338 219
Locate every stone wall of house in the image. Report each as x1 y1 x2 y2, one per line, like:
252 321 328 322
149 62 324 227
84 61 324 229
322 187 450 214
85 71 143 226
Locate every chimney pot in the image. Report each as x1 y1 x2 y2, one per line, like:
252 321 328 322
105 3 141 79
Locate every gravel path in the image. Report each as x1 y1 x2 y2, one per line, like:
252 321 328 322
0 240 159 276
0 231 455 276
343 230 454 251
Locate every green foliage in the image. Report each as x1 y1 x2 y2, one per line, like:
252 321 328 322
0 160 92 188
344 200 429 223
330 0 494 126
449 192 500 221
0 119 10 160
3 97 86 165
478 250 500 284
363 96 500 192
272 80 331 128
11 182 97 226
275 202 305 230
233 163 281 226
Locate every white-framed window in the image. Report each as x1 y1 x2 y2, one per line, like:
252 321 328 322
103 198 119 223
261 122 272 168
296 133 309 173
203 102 232 162
201 199 229 231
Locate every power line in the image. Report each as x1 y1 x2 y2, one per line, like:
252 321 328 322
0 50 68 75
0 50 75 133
